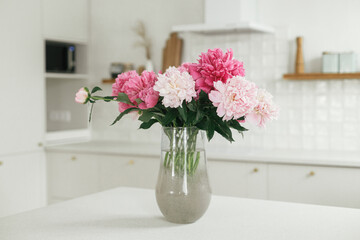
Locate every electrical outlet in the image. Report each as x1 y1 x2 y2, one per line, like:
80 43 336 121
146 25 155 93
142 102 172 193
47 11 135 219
64 111 71 122
49 110 71 122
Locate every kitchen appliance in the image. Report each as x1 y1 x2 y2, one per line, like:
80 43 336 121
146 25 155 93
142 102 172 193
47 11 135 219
109 62 135 78
110 63 124 78
46 41 75 73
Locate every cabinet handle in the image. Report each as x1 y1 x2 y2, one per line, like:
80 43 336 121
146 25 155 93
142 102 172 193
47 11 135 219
0 161 3 166
38 142 43 147
253 168 259 173
308 171 315 176
71 156 77 161
128 160 135 165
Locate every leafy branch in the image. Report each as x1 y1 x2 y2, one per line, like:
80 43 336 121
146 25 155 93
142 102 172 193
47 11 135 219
85 87 247 143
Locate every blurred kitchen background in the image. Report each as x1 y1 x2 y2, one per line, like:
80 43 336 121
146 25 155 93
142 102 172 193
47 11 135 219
1 0 360 217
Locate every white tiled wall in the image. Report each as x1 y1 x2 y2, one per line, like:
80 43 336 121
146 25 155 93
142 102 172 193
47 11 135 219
91 27 360 152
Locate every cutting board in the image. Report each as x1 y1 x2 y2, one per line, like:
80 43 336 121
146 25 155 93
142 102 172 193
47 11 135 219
162 32 183 72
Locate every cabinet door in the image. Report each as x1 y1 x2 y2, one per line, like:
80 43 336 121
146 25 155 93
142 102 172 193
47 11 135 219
208 160 267 199
0 0 44 155
42 0 89 42
47 152 99 199
268 164 360 208
99 155 159 191
0 152 46 217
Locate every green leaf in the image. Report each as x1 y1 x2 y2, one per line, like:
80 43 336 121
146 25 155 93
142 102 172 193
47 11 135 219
139 119 158 129
214 124 234 142
134 98 143 105
111 107 138 125
210 112 234 142
206 120 215 141
199 90 208 102
117 93 132 105
237 116 245 121
178 102 187 122
138 111 153 122
194 109 204 124
162 109 177 125
84 87 90 94
196 117 209 130
187 110 196 124
187 101 196 111
228 120 248 132
91 86 102 94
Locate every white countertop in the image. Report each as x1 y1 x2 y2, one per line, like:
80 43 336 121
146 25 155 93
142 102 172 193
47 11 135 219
46 141 360 167
1 187 360 240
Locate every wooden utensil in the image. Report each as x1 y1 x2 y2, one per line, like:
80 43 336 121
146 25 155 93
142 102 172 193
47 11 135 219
295 36 304 73
162 32 183 72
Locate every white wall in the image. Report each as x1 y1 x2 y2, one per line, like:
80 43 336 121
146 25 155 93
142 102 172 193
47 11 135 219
257 0 360 73
89 0 204 83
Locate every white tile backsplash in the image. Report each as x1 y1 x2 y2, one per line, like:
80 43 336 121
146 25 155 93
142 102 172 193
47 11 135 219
91 28 360 152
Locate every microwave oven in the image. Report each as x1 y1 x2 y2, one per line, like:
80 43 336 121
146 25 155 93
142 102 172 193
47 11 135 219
46 41 76 73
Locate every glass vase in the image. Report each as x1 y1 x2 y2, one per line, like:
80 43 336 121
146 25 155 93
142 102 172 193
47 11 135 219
155 127 211 224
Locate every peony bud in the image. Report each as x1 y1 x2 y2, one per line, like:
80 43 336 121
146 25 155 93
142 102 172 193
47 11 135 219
75 87 89 104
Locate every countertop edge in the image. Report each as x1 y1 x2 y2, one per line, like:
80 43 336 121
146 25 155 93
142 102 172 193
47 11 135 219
45 141 360 168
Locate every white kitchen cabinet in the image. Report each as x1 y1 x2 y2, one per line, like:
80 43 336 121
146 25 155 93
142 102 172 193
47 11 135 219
0 0 45 155
208 160 267 199
47 152 99 200
0 152 46 217
99 155 159 191
46 143 360 209
42 0 89 43
268 164 360 208
47 152 159 202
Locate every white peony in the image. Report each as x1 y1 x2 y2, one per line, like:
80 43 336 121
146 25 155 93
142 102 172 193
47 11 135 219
153 66 196 108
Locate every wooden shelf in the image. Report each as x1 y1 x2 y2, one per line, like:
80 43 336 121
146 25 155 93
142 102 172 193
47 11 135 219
102 78 115 84
283 73 360 80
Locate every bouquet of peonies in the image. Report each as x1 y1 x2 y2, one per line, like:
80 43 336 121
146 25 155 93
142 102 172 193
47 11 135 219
76 48 278 175
76 48 278 143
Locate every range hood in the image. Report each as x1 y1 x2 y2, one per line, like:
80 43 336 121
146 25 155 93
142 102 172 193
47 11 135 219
172 0 274 34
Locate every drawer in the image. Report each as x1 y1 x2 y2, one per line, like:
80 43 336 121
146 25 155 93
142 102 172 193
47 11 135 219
208 160 267 199
47 152 99 199
99 155 159 190
268 164 360 208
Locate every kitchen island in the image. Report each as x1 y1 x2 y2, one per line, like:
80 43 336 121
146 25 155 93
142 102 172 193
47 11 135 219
1 187 359 240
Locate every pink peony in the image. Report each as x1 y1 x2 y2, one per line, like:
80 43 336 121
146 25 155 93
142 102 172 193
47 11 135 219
209 76 258 121
112 70 159 112
153 66 196 108
246 89 279 128
75 87 89 104
177 62 191 73
188 48 245 94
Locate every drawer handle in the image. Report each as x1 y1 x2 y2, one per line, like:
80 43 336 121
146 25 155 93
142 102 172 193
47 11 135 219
0 161 3 166
38 142 43 147
71 156 77 161
308 171 315 176
253 168 259 173
128 160 135 165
